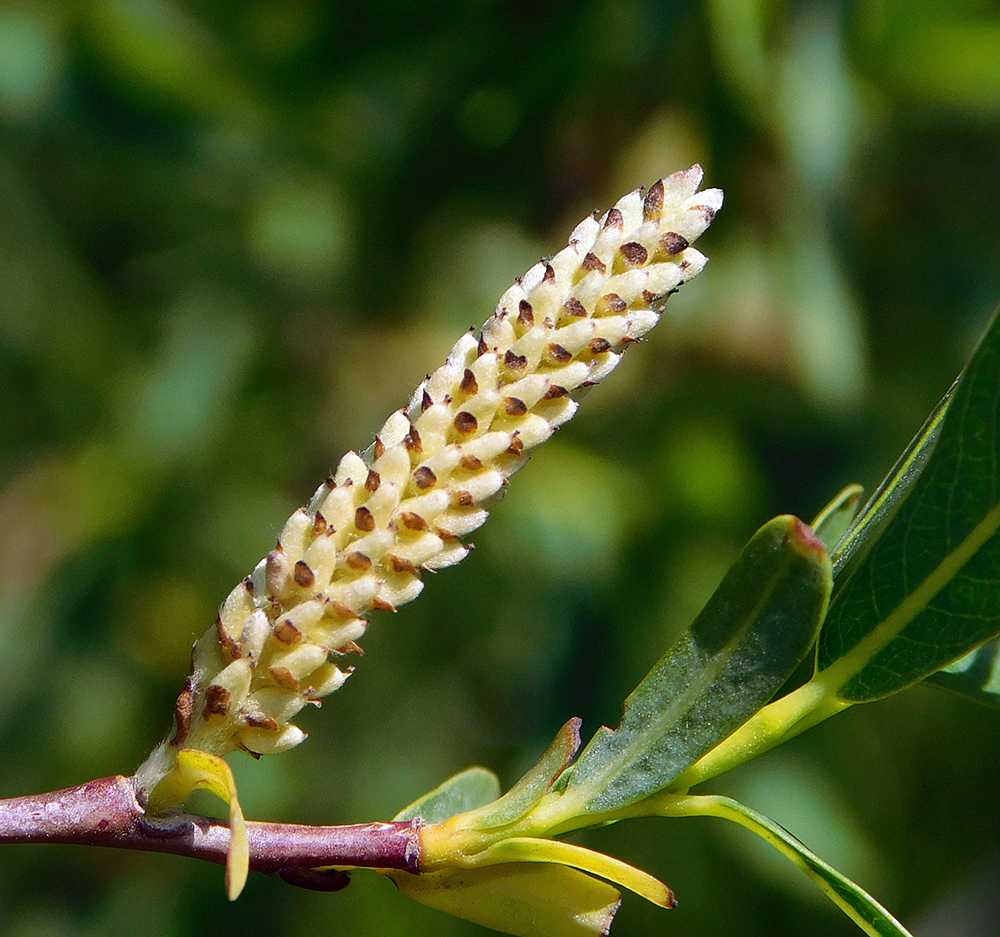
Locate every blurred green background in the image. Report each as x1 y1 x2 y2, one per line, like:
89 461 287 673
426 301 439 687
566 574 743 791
2 1 1000 935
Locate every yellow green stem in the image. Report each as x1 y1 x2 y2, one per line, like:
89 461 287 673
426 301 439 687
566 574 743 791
668 676 850 791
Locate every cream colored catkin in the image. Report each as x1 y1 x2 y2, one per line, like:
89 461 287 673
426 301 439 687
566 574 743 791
136 166 722 785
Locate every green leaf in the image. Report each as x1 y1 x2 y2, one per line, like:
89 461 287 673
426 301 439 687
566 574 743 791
828 388 952 581
469 718 582 829
386 863 621 937
393 767 502 823
564 515 832 812
146 748 249 901
811 483 864 553
658 794 913 937
926 637 1000 705
466 837 675 908
817 309 1000 701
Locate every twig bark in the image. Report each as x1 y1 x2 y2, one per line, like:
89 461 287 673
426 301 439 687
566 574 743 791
0 775 421 886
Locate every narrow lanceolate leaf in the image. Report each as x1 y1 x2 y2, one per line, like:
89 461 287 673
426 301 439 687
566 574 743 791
135 167 722 793
464 838 675 908
563 516 832 813
660 795 913 937
817 308 1000 702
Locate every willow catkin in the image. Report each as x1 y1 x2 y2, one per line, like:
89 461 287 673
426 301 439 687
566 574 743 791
136 166 722 787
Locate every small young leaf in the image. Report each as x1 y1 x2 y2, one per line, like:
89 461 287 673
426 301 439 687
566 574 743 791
387 863 621 937
564 515 832 812
146 749 249 900
393 767 502 824
811 483 864 553
818 308 1000 701
468 718 581 829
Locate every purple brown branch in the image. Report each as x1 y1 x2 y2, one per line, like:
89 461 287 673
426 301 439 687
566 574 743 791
0 775 420 890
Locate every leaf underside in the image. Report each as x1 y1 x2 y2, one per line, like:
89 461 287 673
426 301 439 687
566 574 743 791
564 515 832 812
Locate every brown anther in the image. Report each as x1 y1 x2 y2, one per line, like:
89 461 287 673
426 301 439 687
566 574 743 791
389 555 419 575
582 252 607 274
204 684 232 718
365 469 381 492
244 575 255 593
548 343 573 363
603 207 624 230
420 389 433 412
507 434 524 454
404 424 422 453
460 368 478 395
504 397 528 416
543 384 569 399
346 551 372 571
324 599 357 619
619 242 648 267
454 411 478 435
588 337 613 354
173 683 193 747
641 289 659 305
312 512 329 537
660 231 689 255
413 466 437 489
244 712 280 731
517 299 534 327
294 560 315 588
562 297 587 317
373 437 385 460
691 204 717 223
354 506 376 532
599 293 628 315
400 511 429 531
477 335 489 356
372 596 397 612
459 453 483 471
542 263 555 282
451 490 474 508
643 179 665 220
216 617 242 659
504 349 528 371
270 665 300 688
274 620 303 644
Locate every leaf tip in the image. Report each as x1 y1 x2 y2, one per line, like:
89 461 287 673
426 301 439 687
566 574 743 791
787 516 831 563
